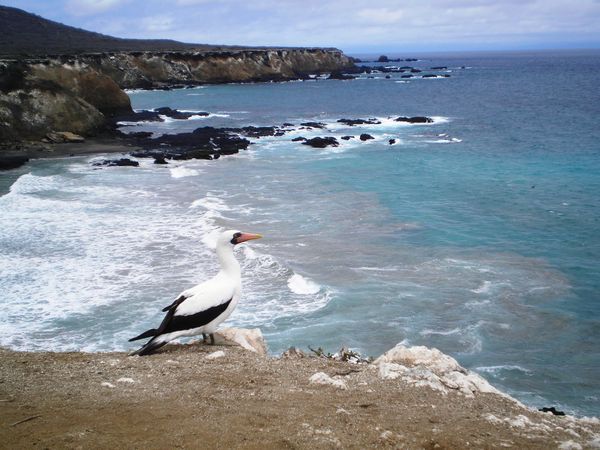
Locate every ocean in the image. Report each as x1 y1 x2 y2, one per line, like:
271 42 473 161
1 49 599 416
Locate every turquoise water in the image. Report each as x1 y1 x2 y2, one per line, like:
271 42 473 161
1 50 599 416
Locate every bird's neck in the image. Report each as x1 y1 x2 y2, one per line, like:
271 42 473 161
216 245 241 277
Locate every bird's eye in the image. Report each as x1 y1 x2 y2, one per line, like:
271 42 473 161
230 232 242 245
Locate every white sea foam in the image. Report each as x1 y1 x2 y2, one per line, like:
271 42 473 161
475 365 533 375
287 273 321 295
471 280 493 294
420 327 462 336
190 194 232 211
169 166 200 178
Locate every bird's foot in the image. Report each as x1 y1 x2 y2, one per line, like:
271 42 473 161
209 333 215 345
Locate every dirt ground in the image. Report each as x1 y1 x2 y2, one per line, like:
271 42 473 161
0 343 598 449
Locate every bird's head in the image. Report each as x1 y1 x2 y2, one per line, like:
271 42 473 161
219 229 263 248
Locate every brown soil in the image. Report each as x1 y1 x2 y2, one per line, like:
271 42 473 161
1 343 597 449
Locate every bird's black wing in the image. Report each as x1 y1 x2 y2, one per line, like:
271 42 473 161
157 297 233 336
129 294 188 342
162 294 188 312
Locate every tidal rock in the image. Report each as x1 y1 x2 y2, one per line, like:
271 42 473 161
302 136 339 148
93 158 139 167
327 71 355 80
410 68 422 73
401 75 413 78
282 122 295 127
389 139 396 145
385 75 391 79
154 107 209 120
340 135 354 140
300 122 326 129
213 327 267 355
230 126 280 138
292 136 306 142
153 156 168 164
395 116 433 124
0 155 29 170
337 118 381 126
539 407 566 416
360 133 374 141
377 55 389 63
430 66 448 70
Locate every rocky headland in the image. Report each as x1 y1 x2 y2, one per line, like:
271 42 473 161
0 6 354 155
1 328 598 449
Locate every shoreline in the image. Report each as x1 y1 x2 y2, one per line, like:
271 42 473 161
1 336 598 448
0 137 144 161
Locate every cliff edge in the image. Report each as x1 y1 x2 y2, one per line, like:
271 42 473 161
1 332 598 448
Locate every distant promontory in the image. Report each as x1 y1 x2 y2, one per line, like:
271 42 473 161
0 6 354 143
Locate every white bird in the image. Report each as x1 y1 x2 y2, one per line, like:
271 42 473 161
129 229 262 356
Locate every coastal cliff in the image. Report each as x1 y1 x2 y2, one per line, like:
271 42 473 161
0 6 354 144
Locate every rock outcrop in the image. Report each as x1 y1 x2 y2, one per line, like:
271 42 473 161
0 7 355 144
1 48 353 143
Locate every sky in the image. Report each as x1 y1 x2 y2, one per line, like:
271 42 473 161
3 0 600 53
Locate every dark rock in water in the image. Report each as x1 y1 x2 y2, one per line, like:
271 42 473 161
232 126 280 138
539 407 565 416
115 110 163 123
127 131 153 139
389 139 396 145
123 126 251 160
410 68 422 73
282 123 295 127
422 74 437 78
94 158 139 167
327 71 355 80
385 75 391 79
337 118 381 126
431 66 448 70
302 137 339 148
300 122 326 129
401 75 413 78
400 66 413 70
0 155 29 170
405 58 418 62
154 107 209 120
377 55 389 63
153 156 168 164
340 135 354 140
395 116 433 124
170 149 213 160
292 136 306 142
360 134 374 141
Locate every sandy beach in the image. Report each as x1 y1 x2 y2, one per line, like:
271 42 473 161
1 338 598 449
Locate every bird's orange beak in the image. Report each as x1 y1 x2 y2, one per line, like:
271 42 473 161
237 232 263 243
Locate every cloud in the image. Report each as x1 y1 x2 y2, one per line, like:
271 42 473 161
357 8 405 25
65 0 123 16
140 15 175 33
17 0 600 51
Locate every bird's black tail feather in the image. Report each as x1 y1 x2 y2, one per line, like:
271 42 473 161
129 328 158 342
130 338 167 356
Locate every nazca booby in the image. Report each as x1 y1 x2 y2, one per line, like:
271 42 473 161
130 229 262 356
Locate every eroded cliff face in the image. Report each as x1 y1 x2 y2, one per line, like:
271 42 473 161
79 48 353 88
0 48 353 142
